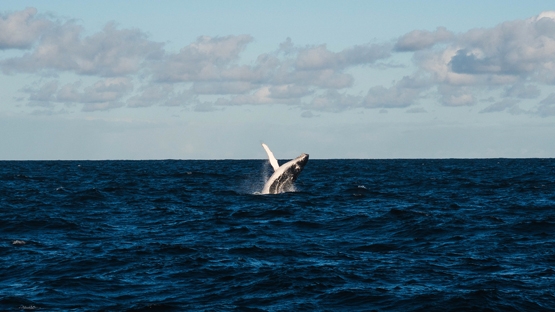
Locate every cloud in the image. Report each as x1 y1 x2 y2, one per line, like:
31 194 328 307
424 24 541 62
148 36 391 108
153 36 383 92
363 85 421 108
288 68 354 89
308 90 361 111
1 21 163 76
540 92 555 105
163 89 197 107
268 84 312 99
453 13 555 78
294 45 337 70
192 81 254 95
0 8 395 113
480 98 520 113
416 47 479 85
80 78 133 103
22 77 133 111
503 83 541 99
438 85 476 107
449 49 504 75
5 8 555 116
362 75 429 109
0 7 51 50
152 35 253 82
300 110 317 118
400 11 555 113
295 43 391 70
57 81 82 103
214 87 296 106
25 80 58 104
415 11 555 84
395 27 454 52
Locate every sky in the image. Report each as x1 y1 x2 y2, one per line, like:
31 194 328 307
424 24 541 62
2 1 555 160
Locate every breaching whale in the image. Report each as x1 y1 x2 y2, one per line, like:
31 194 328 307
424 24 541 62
261 143 309 194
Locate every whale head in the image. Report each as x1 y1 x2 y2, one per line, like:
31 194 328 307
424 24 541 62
290 153 309 177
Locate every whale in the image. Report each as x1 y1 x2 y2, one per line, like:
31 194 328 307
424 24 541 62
261 143 309 194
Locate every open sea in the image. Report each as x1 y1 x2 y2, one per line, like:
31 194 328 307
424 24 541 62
1 159 555 311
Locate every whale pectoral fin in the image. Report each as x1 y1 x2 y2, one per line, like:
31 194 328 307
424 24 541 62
262 143 280 171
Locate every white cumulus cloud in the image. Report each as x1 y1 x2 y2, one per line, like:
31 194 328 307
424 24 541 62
0 7 51 50
3 8 555 116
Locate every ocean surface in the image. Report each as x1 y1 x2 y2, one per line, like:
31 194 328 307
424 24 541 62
1 159 555 311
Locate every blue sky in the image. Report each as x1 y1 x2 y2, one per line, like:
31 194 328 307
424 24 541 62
1 1 555 159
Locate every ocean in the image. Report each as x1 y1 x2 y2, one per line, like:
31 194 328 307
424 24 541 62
1 159 554 311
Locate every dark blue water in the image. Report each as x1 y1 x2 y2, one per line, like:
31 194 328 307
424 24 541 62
1 159 555 311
